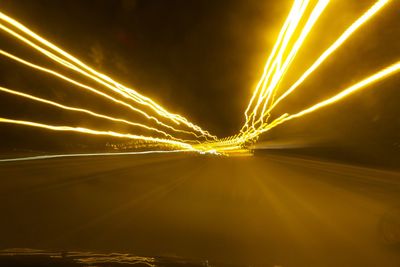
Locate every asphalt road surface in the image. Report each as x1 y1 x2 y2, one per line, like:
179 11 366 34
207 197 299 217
1 153 400 267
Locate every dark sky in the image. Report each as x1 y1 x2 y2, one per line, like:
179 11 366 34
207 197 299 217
0 0 399 159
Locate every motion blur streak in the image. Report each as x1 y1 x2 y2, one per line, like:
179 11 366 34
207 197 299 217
243 0 303 129
208 60 400 154
0 86 199 144
232 0 393 153
244 0 329 131
0 1 397 155
245 0 388 128
0 117 195 150
263 0 390 119
258 0 329 125
0 11 216 140
249 0 310 127
0 50 205 140
0 150 189 163
244 0 309 130
260 61 400 133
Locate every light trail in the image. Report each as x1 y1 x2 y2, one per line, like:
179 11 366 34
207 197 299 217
0 49 204 140
236 0 392 151
261 0 390 120
0 1 397 156
213 60 400 153
0 86 199 144
249 0 311 126
257 0 330 125
0 117 195 150
243 0 303 127
243 0 306 131
0 11 216 140
0 30 208 140
259 61 400 133
0 150 190 163
244 0 330 131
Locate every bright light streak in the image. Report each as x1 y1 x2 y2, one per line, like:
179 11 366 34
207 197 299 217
264 0 390 118
243 0 307 131
243 0 303 128
0 11 216 140
0 49 204 139
0 86 199 143
257 0 330 125
0 1 397 156
0 117 196 150
244 0 329 132
250 0 311 125
214 60 399 153
234 0 393 154
260 61 400 133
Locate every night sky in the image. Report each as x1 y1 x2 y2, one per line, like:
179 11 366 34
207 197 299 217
0 0 399 166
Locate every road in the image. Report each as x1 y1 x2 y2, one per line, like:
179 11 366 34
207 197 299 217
0 153 400 267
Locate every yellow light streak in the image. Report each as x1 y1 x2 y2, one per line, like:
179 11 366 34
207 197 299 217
249 0 311 124
0 11 216 140
0 1 397 157
235 0 392 154
0 117 196 150
260 61 400 133
263 0 390 119
210 61 399 153
257 0 330 126
243 0 307 131
0 86 199 144
243 0 303 128
0 49 204 139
